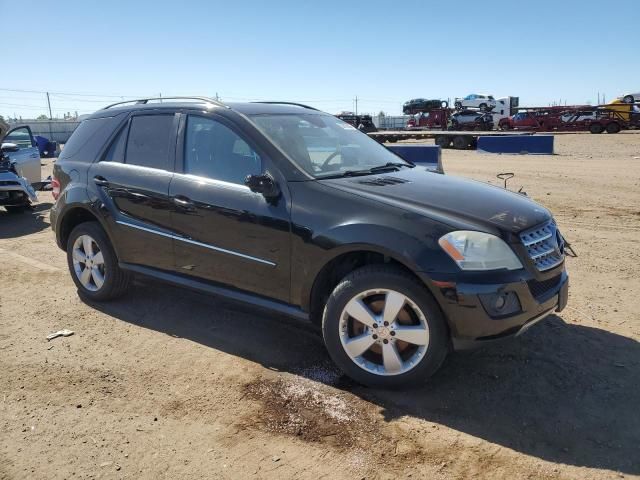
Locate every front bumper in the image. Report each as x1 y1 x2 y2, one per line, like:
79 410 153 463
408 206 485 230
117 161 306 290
423 267 568 350
0 172 38 205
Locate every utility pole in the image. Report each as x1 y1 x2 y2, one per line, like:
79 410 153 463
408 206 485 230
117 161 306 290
46 92 53 120
355 96 358 115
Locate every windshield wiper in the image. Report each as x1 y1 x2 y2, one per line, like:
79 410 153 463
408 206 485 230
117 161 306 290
369 162 414 173
318 162 413 179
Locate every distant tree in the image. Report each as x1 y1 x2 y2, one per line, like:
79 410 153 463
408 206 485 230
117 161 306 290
36 114 49 120
378 111 386 117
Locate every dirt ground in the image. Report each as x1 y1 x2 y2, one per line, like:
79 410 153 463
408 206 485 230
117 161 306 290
1 132 639 479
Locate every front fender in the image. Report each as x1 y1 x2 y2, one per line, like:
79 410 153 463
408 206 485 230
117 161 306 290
291 221 454 310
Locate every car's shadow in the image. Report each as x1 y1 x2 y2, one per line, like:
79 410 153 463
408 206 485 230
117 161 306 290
85 279 639 475
0 202 52 238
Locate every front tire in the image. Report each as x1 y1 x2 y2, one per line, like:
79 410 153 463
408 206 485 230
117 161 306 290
322 265 448 388
623 95 634 104
66 221 131 301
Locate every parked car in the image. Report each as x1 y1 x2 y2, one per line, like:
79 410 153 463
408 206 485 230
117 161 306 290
51 97 568 388
335 113 377 133
402 98 445 115
450 110 494 130
619 93 639 104
406 109 449 130
0 125 40 213
454 94 496 111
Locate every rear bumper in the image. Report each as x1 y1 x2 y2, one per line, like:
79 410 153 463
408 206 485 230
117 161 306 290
423 268 568 350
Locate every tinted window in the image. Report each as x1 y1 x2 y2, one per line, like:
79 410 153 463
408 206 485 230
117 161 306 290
184 116 261 184
125 115 174 170
102 124 128 163
59 116 125 161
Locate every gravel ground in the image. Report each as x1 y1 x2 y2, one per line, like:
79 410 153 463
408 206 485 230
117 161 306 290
1 132 639 479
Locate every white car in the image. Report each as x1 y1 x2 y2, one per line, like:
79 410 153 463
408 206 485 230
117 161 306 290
619 93 639 104
454 94 497 111
560 110 597 123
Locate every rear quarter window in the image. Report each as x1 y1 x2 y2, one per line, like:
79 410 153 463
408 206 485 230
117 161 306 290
59 114 126 162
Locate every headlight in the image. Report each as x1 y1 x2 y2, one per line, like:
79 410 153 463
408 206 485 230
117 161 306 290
438 231 523 271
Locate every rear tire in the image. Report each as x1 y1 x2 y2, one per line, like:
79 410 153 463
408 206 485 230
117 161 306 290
589 123 604 134
435 135 451 148
453 135 470 149
66 221 131 301
606 122 621 134
322 265 448 389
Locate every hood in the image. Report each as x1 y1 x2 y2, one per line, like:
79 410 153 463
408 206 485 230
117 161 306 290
319 168 551 234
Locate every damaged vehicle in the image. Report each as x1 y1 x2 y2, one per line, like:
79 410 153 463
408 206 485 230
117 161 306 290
51 97 569 388
0 125 39 213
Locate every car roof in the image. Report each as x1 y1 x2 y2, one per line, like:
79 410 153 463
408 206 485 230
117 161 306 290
85 98 326 120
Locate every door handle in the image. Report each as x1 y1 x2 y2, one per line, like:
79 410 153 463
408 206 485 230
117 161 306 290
93 175 110 187
173 195 194 207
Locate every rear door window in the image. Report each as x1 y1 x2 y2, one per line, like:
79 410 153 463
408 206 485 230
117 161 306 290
125 114 175 170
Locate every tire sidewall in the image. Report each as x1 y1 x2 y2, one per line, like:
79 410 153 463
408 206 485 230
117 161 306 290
66 222 120 301
322 267 448 389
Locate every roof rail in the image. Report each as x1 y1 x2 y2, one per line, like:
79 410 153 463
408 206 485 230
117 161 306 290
102 96 227 110
251 101 319 111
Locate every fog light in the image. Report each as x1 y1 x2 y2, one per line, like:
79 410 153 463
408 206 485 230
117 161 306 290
479 291 521 318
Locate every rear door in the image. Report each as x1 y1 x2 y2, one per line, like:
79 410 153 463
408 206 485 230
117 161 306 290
2 126 40 184
169 113 291 303
88 111 178 271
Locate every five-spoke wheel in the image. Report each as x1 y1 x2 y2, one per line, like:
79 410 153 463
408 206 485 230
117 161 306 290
323 265 448 388
66 221 130 301
339 289 430 376
72 234 105 291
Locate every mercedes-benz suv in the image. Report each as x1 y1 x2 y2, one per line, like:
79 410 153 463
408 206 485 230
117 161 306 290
50 97 568 388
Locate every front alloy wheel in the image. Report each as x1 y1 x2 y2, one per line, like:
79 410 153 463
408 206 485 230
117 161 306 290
339 289 430 376
322 265 448 388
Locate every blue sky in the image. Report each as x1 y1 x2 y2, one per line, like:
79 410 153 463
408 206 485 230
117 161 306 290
1 0 637 118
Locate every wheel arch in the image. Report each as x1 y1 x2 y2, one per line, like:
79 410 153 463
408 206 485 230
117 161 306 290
58 204 111 252
304 244 432 326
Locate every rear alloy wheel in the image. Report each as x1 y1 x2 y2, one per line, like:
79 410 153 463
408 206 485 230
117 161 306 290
66 222 130 301
322 265 448 388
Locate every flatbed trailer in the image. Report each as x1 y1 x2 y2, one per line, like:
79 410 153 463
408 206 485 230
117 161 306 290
368 130 534 150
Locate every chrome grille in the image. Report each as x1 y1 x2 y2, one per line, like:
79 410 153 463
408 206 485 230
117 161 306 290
520 221 564 271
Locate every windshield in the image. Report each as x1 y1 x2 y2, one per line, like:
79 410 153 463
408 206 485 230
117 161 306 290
249 113 410 178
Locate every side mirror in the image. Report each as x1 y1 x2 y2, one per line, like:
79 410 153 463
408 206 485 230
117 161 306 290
244 173 280 200
1 142 20 153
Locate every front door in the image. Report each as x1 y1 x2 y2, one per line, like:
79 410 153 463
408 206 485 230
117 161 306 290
2 126 40 184
89 112 178 271
169 114 291 303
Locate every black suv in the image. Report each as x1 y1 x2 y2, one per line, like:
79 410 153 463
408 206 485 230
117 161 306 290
51 97 568 388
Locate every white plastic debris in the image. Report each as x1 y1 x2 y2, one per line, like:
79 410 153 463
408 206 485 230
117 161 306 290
46 329 74 341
